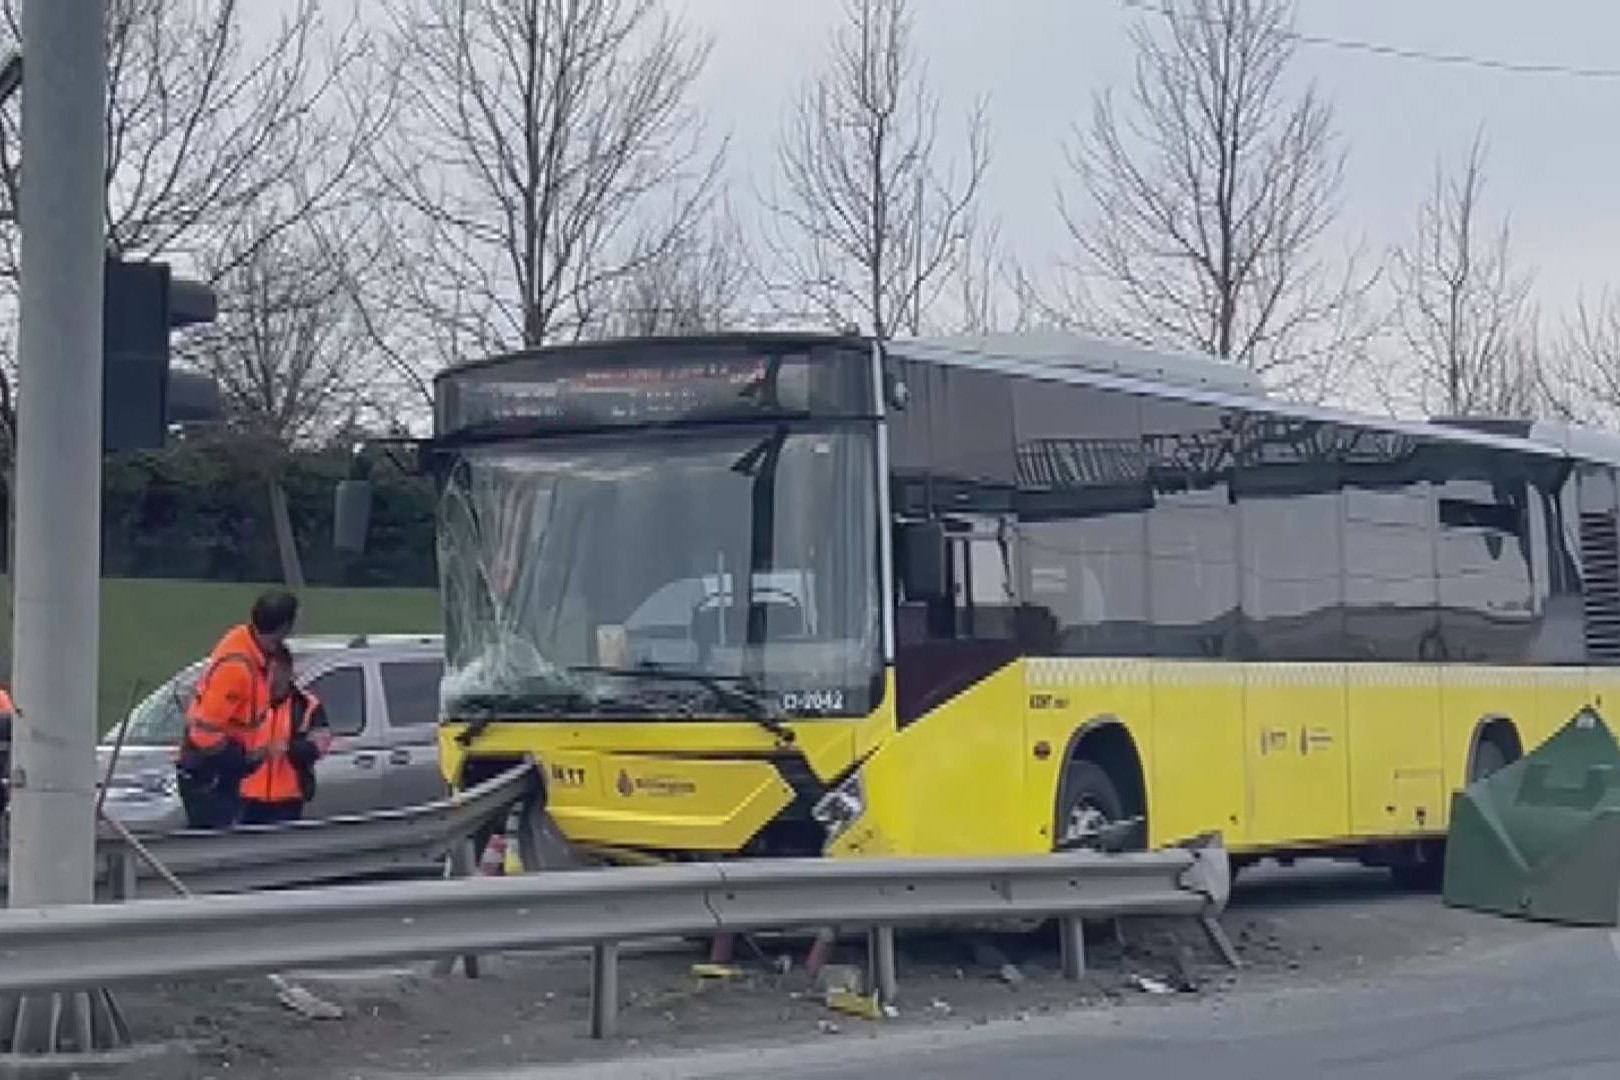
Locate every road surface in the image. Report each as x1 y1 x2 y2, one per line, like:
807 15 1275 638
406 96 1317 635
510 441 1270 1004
453 921 1620 1080
110 862 1601 1078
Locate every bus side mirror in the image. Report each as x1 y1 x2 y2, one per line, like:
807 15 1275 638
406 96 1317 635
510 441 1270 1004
897 520 947 601
334 478 373 554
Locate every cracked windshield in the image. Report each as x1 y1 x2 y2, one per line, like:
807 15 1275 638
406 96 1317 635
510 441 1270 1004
438 427 880 719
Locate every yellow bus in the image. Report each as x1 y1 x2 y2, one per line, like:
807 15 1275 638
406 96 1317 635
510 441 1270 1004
420 332 1619 885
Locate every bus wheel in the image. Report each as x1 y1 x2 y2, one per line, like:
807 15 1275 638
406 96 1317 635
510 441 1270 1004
1390 841 1445 891
1471 737 1510 782
1055 760 1128 851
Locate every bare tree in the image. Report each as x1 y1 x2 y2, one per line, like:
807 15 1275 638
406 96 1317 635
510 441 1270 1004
0 0 375 591
0 0 370 287
370 0 723 374
1058 0 1371 396
950 217 1051 335
598 207 752 336
950 215 1001 336
186 199 386 586
766 0 989 340
1545 292 1620 424
1390 131 1537 417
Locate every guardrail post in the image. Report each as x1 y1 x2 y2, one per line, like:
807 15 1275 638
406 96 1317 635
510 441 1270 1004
1059 916 1086 979
589 942 619 1039
105 845 137 902
867 926 898 1005
1201 913 1241 969
432 839 480 979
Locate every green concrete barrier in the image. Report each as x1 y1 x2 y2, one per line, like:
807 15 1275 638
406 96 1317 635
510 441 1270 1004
1443 706 1620 926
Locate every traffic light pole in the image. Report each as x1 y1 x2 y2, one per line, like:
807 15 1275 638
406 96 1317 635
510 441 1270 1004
7 0 105 922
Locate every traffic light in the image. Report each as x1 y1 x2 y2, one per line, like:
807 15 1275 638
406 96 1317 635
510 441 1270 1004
102 257 221 452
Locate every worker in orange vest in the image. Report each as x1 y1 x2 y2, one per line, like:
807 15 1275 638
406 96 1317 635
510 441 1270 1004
0 684 12 818
175 591 299 829
239 644 328 826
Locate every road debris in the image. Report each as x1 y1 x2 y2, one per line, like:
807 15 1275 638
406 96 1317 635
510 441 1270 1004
970 938 1026 985
825 989 884 1021
1129 974 1174 995
815 963 864 995
691 963 744 981
1172 945 1201 992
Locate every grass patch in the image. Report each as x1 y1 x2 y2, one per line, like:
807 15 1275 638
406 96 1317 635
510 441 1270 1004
0 578 439 730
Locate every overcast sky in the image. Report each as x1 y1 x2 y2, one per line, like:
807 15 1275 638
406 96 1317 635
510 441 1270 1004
254 0 1620 322
659 0 1620 319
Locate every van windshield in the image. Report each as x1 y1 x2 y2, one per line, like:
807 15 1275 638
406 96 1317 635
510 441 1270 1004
116 661 204 746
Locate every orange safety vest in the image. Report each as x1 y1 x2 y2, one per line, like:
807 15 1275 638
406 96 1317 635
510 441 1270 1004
180 625 268 757
240 688 321 804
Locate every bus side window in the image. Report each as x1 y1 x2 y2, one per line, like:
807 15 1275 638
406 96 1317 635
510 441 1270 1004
945 516 1017 641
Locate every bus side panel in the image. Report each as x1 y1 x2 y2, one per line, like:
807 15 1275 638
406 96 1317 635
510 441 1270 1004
1345 664 1442 839
1149 662 1245 850
1242 663 1349 847
1436 666 1521 827
1535 667 1587 744
1592 666 1620 732
1534 667 1592 748
854 664 1034 857
1024 658 1156 851
1436 666 1586 829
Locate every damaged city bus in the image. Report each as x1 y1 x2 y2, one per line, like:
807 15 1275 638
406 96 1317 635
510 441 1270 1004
344 331 1620 880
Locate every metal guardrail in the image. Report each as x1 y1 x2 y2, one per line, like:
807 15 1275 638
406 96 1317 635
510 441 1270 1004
0 836 1233 1038
0 762 537 900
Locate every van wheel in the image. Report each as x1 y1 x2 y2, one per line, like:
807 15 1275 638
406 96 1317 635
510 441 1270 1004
1055 760 1130 851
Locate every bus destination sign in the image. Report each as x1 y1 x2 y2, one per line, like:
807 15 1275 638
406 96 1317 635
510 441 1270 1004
448 354 788 431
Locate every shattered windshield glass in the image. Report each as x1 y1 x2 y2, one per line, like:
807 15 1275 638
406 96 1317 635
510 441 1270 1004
437 425 882 719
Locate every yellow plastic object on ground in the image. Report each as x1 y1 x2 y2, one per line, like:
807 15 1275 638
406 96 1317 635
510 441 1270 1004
824 988 884 1020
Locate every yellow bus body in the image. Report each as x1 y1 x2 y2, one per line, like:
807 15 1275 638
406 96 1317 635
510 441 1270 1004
428 332 1620 866
443 659 1604 859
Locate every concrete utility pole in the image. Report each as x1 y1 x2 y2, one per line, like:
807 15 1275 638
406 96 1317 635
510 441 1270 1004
7 0 107 910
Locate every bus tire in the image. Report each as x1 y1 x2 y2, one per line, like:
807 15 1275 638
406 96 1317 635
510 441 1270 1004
1391 722 1522 891
1470 736 1510 782
1055 759 1127 851
1390 842 1445 891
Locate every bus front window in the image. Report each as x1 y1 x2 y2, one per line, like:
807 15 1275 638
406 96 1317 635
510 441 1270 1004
437 427 882 720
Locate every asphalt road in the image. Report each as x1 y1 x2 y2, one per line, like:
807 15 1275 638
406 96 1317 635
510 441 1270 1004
468 919 1620 1080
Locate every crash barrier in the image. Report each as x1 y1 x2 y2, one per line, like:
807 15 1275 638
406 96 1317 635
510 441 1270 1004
1443 706 1620 926
0 836 1235 1041
0 762 538 901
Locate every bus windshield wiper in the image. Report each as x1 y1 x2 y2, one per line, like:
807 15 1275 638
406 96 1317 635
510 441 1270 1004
449 688 598 746
569 663 795 744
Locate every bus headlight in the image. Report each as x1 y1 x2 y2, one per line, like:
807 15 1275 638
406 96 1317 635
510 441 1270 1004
812 771 865 843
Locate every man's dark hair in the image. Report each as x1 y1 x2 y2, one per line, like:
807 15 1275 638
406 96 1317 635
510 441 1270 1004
250 591 299 635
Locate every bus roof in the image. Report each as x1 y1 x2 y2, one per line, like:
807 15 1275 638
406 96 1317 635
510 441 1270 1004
887 332 1620 470
900 332 1267 396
